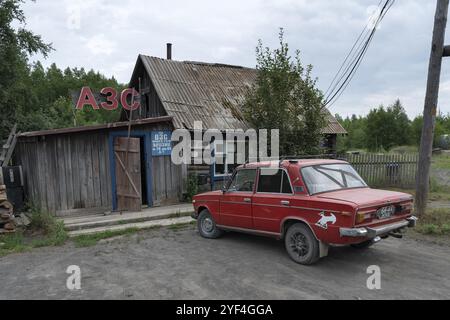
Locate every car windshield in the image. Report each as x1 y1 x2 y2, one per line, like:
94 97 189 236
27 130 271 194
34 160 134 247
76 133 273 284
301 163 367 195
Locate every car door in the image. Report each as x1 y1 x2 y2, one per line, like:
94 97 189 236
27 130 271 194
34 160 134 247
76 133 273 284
219 168 257 229
252 168 294 233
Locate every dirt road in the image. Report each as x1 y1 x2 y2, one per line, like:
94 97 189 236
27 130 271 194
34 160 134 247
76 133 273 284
0 226 449 299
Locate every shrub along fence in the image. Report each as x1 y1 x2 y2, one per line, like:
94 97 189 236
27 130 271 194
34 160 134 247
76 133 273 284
339 153 419 189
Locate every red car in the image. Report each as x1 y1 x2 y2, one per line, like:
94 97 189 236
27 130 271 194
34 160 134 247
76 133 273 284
192 159 417 265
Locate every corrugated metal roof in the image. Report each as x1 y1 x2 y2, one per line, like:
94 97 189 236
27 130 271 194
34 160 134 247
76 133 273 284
139 55 346 134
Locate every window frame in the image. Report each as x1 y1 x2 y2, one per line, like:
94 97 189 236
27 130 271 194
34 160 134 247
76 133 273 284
213 140 238 177
300 163 368 196
224 168 257 193
256 167 294 195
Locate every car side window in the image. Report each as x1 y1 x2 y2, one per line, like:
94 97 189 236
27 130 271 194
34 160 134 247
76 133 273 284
257 169 292 194
227 169 256 192
281 170 293 194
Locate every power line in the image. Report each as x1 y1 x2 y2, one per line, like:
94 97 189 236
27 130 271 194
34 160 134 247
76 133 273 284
325 0 393 105
323 0 395 108
327 0 395 109
324 0 383 98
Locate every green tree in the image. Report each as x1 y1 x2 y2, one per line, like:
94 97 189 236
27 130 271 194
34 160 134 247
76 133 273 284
389 99 411 146
336 114 368 152
412 113 450 147
364 100 411 151
0 0 53 138
242 29 326 156
0 1 125 141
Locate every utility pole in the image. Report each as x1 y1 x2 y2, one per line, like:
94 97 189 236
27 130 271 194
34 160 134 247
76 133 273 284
416 0 449 216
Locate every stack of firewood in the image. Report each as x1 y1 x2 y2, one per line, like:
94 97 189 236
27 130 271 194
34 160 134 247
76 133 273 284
0 173 15 233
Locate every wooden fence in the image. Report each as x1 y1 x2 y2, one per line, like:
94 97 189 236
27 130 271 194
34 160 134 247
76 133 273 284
339 153 419 189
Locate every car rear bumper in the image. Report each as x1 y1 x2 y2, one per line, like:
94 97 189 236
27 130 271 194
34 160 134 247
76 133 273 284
339 216 418 238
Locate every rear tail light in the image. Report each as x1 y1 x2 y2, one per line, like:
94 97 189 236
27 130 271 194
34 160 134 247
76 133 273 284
394 203 413 215
356 210 375 224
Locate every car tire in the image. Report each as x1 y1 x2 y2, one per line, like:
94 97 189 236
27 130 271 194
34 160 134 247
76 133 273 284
197 209 223 239
285 223 320 265
350 239 376 249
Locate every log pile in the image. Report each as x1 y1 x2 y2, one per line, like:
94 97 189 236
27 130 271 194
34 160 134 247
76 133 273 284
0 174 15 234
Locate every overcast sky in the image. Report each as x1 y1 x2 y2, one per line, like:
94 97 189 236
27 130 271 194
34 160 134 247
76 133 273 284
22 0 450 118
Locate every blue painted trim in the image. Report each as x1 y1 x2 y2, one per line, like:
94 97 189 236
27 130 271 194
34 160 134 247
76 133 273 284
109 130 153 210
210 163 214 190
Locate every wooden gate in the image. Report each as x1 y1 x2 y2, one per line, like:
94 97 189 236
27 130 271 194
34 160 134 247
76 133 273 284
114 137 142 212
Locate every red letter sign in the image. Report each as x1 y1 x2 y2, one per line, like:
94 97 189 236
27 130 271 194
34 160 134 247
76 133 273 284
121 88 140 111
100 87 118 110
76 87 99 110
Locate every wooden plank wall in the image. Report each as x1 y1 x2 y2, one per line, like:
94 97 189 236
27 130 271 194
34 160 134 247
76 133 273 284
15 122 186 214
141 72 167 118
15 132 112 215
152 155 182 206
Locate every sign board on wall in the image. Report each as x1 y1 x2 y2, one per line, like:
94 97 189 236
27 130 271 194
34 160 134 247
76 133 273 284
151 131 172 156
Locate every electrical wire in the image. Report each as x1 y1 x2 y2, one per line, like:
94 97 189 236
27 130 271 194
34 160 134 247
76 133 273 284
323 0 383 98
323 0 395 108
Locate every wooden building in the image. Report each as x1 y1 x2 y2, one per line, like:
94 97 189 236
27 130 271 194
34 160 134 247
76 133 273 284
13 50 346 216
14 117 182 216
123 53 347 189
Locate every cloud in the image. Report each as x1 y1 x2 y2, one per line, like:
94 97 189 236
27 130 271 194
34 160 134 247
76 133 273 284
83 34 117 55
21 0 450 118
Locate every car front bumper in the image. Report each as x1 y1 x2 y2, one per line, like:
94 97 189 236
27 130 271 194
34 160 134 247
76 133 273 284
340 216 418 238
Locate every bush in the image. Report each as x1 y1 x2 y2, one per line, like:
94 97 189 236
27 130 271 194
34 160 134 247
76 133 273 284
29 207 68 246
185 173 199 201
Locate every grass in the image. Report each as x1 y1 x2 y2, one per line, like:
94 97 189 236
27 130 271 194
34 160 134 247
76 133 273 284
0 207 195 254
0 232 31 256
432 153 450 170
72 220 195 247
386 187 450 202
0 207 68 257
389 145 418 154
72 227 140 247
416 208 450 236
429 178 450 196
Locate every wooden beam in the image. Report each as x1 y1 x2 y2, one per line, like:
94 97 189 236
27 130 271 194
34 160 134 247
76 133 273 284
416 0 449 216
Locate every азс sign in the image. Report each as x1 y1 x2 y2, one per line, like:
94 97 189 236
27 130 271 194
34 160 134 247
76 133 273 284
151 131 172 156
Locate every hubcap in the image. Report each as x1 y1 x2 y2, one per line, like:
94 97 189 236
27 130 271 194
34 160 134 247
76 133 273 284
202 217 214 233
289 232 309 257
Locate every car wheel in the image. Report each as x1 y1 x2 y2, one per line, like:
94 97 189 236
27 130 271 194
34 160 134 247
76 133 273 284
197 209 223 239
285 223 320 265
351 239 376 249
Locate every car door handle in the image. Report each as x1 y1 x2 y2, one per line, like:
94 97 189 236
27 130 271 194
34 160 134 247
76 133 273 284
243 198 251 203
281 200 290 206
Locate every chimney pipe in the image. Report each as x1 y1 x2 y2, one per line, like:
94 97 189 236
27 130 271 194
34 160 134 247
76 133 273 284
166 43 172 60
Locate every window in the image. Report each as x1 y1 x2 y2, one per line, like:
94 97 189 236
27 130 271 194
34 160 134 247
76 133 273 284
301 164 367 195
257 169 292 194
227 169 256 192
282 171 293 194
213 140 238 176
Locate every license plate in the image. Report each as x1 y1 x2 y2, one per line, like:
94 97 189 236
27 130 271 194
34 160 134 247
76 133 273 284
376 205 395 219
